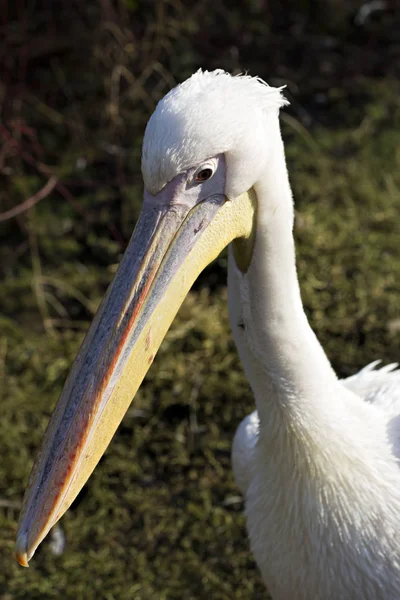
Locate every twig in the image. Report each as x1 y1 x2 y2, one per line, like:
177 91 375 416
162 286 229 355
0 175 58 222
1 125 125 247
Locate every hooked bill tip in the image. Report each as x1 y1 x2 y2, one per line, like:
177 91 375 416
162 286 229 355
15 532 30 567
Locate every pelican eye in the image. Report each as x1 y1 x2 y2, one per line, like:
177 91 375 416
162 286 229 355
195 167 213 183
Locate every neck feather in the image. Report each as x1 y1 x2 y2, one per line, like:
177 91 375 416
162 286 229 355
228 125 338 426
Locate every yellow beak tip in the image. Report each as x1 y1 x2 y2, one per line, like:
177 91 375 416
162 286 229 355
15 533 30 567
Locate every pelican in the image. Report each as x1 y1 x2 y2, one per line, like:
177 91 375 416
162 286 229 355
16 70 400 599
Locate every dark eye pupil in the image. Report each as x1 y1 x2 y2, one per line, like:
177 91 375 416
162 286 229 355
195 168 212 182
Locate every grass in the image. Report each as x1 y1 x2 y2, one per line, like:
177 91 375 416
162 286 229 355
1 2 400 599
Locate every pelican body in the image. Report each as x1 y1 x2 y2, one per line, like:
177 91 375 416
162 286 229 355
16 71 400 599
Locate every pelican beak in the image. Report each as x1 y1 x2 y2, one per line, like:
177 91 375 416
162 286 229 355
15 166 256 567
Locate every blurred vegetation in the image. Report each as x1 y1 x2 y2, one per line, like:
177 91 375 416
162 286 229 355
1 1 400 598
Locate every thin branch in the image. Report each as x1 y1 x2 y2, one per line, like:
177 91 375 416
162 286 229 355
0 175 58 222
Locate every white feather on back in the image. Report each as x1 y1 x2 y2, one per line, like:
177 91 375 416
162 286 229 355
344 361 400 411
231 410 259 495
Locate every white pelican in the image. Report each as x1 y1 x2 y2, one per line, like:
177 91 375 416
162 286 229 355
16 70 400 599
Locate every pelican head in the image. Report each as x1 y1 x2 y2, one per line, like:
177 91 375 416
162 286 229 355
15 70 287 566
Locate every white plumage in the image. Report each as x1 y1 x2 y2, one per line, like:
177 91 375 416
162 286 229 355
233 361 400 497
143 70 400 599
